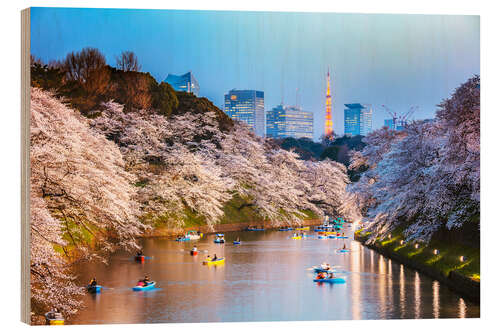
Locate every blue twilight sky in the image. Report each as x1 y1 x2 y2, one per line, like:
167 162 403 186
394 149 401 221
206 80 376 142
30 7 479 140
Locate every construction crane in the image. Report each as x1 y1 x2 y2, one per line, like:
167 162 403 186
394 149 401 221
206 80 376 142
382 104 398 130
381 105 419 130
400 106 419 125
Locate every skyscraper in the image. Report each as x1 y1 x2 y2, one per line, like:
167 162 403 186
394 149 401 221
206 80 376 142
164 71 200 96
360 105 373 136
344 103 373 136
266 104 314 139
325 68 333 136
224 89 265 137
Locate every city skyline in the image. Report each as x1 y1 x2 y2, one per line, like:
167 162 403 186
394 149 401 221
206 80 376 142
30 8 479 140
267 104 314 139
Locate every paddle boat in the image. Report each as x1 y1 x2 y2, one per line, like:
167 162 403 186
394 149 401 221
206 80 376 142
313 267 335 273
279 227 293 231
132 281 156 291
295 226 310 231
203 257 225 265
135 255 145 262
45 311 64 325
313 277 346 284
175 236 191 242
186 230 203 240
86 284 102 293
313 263 334 273
214 234 225 243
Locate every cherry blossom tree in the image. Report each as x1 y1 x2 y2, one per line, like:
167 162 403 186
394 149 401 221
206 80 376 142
30 89 145 318
349 76 480 243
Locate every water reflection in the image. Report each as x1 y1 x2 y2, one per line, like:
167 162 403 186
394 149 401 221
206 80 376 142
433 281 440 318
459 298 466 318
400 265 406 318
72 230 479 324
415 272 421 319
350 241 361 320
378 255 387 319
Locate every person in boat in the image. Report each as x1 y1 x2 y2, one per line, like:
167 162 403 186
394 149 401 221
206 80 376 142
236 237 240 242
343 243 347 250
192 245 198 252
138 275 150 286
47 308 59 319
89 277 97 287
320 262 330 270
213 254 218 261
328 272 335 279
137 249 143 256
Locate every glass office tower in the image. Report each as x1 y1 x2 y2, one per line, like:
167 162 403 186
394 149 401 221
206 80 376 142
164 71 200 96
224 89 265 137
266 105 314 139
344 103 372 136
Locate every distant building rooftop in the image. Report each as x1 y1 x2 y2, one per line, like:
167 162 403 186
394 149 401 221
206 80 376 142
344 103 366 109
164 71 200 96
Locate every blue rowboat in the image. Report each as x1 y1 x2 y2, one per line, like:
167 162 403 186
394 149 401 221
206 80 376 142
338 236 348 239
327 235 337 239
132 281 156 291
87 285 102 293
233 241 241 245
338 249 350 253
318 235 327 239
313 277 346 284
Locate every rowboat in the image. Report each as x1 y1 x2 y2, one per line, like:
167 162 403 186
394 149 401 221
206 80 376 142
132 281 156 291
86 284 102 293
313 277 346 284
45 312 64 325
203 257 225 265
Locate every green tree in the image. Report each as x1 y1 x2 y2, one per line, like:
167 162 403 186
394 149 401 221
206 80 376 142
320 145 340 161
152 82 179 116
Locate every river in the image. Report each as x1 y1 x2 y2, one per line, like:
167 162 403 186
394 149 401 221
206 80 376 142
72 226 479 324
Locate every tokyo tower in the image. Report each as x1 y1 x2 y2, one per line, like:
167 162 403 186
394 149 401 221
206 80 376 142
325 67 333 136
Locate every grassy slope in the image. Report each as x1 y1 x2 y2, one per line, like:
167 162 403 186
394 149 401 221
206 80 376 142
152 194 319 230
355 228 480 281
